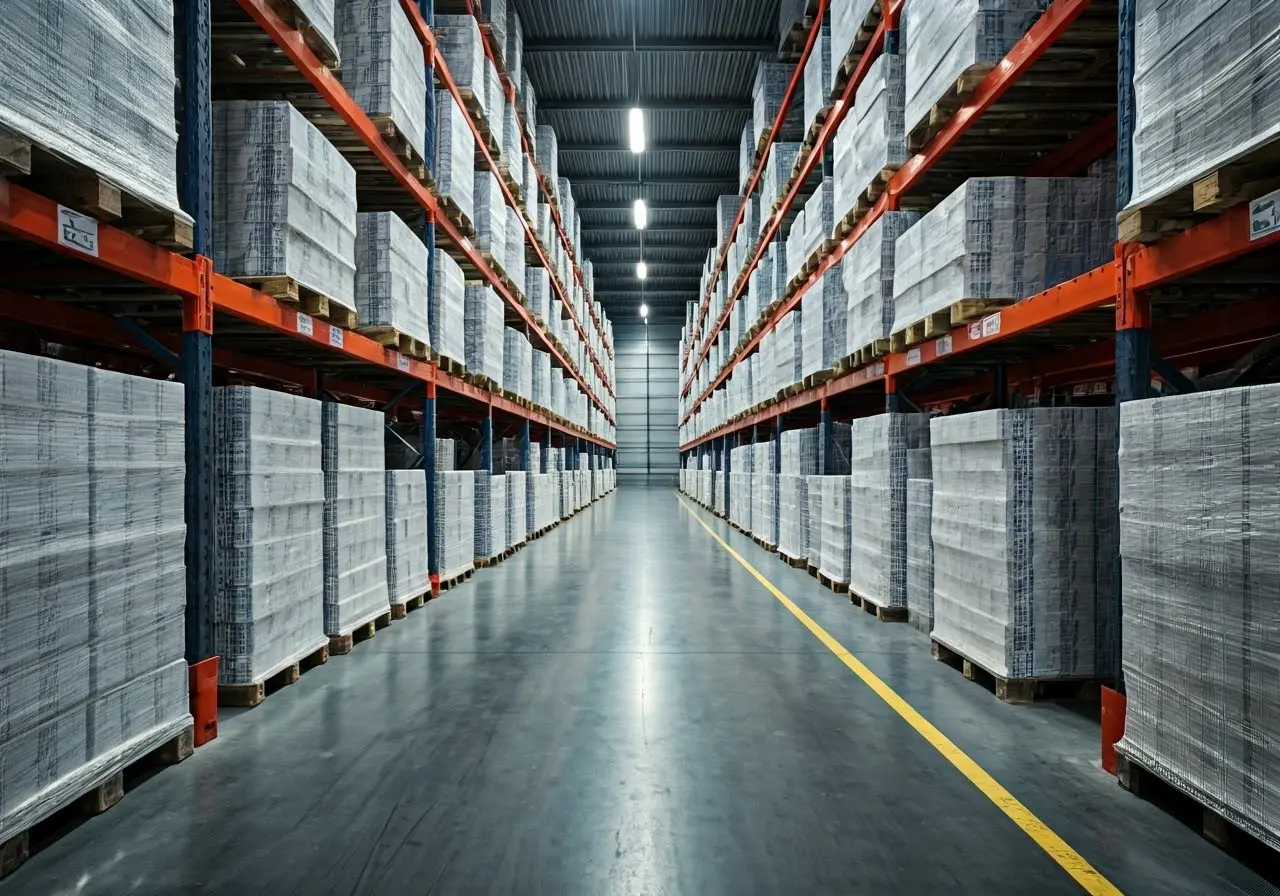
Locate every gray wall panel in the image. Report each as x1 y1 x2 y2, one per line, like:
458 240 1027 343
614 321 680 480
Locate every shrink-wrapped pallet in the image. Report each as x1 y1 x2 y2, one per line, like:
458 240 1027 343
432 248 466 364
214 101 357 314
535 125 559 196
1116 386 1280 851
500 99 520 178
753 472 779 547
473 169 508 268
848 414 931 610
481 0 506 59
434 17 487 120
485 60 504 150
0 356 191 844
717 194 742 249
464 284 505 386
843 211 919 353
818 476 852 584
550 371 564 419
354 212 430 346
213 386 326 686
506 204 527 293
474 472 506 559
930 407 1117 679
752 61 804 151
740 120 756 194
762 143 801 214
891 177 1113 333
337 0 426 161
524 152 539 222
903 0 1048 138
385 470 428 606
834 54 907 224
805 22 833 133
906 465 935 634
532 349 551 409
436 468 475 579
505 8 523 106
805 474 825 567
775 308 804 390
830 0 879 96
1127 0 1280 209
801 261 847 380
527 266 551 324
434 90 475 226
779 427 821 561
0 0 188 217
520 71 537 140
506 471 527 548
503 328 533 401
322 403 389 635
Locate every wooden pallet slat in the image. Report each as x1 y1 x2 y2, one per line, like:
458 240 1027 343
328 611 393 656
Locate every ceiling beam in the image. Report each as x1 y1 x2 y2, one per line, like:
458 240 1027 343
584 244 709 252
560 143 738 153
584 226 714 235
538 101 751 112
525 40 774 53
577 202 716 211
570 176 739 186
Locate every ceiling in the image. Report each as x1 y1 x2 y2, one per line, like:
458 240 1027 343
514 0 779 324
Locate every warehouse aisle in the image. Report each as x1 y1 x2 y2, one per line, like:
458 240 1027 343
7 487 1275 895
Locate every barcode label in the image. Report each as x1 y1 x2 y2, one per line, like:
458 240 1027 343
329 327 344 348
57 206 99 257
936 334 953 356
906 347 922 366
296 313 314 336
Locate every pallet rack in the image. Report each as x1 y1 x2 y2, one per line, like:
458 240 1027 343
0 0 618 668
677 0 1280 754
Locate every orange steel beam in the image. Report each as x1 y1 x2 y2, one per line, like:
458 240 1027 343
396 0 614 404
1130 201 1280 290
1026 111 1117 177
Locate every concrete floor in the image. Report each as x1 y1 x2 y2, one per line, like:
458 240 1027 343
6 486 1277 895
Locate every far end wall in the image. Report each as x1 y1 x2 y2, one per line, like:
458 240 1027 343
614 320 679 484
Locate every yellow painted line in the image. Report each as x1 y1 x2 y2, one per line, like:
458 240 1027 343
677 495 1123 896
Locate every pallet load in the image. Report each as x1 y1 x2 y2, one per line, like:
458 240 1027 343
0 355 192 849
473 169 507 271
503 328 533 401
849 414 931 618
321 403 390 641
843 212 919 358
435 17 487 120
830 0 879 95
805 474 825 568
214 387 328 692
464 285 505 387
930 407 1118 687
213 101 358 323
527 266 551 324
435 440 475 582
354 212 430 353
432 249 466 366
779 427 821 563
902 0 1047 149
336 0 426 163
385 470 428 612
834 54 907 226
0 0 190 228
550 372 564 420
818 476 853 586
717 195 741 252
801 261 847 382
474 472 507 561
505 204 527 293
906 449 935 634
1116 385 1280 851
523 153 539 222
532 349 551 409
506 471 527 550
739 120 757 193
752 62 805 153
891 177 1114 338
753 452 778 547
762 145 802 218
434 90 476 227
804 23 832 137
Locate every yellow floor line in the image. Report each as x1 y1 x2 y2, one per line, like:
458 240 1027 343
678 495 1123 896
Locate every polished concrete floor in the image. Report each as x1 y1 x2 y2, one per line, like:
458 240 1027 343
7 487 1277 895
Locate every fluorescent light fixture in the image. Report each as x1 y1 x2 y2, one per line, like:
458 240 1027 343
636 260 648 280
632 198 648 229
640 303 649 317
628 107 646 154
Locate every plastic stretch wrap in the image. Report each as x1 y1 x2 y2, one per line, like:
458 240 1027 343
473 169 507 269
904 0 1048 136
550 372 564 419
762 144 802 215
0 356 190 843
830 0 880 96
505 204 526 294
503 328 533 401
524 153 539 221
385 470 428 605
775 308 804 390
435 17 487 120
805 22 833 132
505 9 523 111
464 285 505 386
906 472 935 634
337 0 426 161
473 472 506 559
805 176 835 258
558 177 576 237
801 261 847 379
431 249 466 363
717 195 742 249
485 60 504 151
848 414 930 609
1115 386 1280 850
0 0 188 217
778 475 809 560
520 72 537 138
740 120 756 194
752 62 804 150
354 212 430 346
535 126 559 200
805 475 825 566
321 403 389 635
434 90 475 226
835 54 907 223
505 471 527 548
843 211 920 352
891 177 1113 333
213 387 326 686
214 101 357 313
817 476 852 584
481 0 506 60
527 266 551 326
435 459 475 581
531 349 551 409
500 100 519 176
930 407 1117 679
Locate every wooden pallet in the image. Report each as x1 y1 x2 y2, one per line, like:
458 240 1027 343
931 638 1098 703
889 308 950 352
474 554 498 568
851 591 908 623
390 592 428 620
438 567 473 592
828 0 883 103
314 114 431 188
456 88 503 158
0 126 193 251
907 63 996 154
217 643 330 707
328 611 392 656
803 368 833 390
0 725 194 881
779 551 809 569
807 563 820 578
1117 139 1280 244
357 326 430 359
817 570 849 594
436 353 466 378
231 275 358 328
438 194 477 239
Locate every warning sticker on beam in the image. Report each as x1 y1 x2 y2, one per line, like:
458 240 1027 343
1250 188 1280 240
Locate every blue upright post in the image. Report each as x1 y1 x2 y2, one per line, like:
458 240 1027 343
424 383 439 592
541 427 551 473
521 419 531 471
481 411 493 473
820 398 832 475
723 434 732 518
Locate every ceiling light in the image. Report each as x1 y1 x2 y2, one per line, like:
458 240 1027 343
628 107 646 154
633 198 648 229
640 303 649 318
636 260 647 280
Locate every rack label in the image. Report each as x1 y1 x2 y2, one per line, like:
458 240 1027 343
981 313 1002 337
1250 188 1280 240
397 354 411 371
906 347 922 367
57 206 99 257
936 334 953 356
296 312 314 336
328 327 344 348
